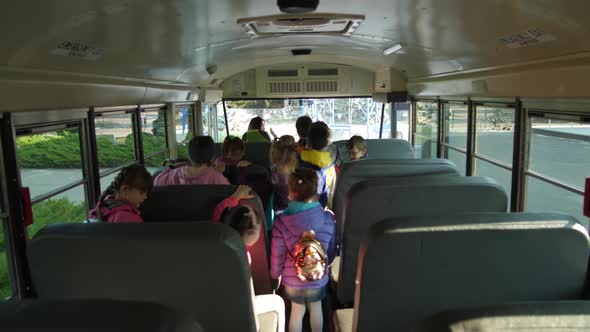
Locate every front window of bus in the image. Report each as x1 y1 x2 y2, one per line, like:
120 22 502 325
224 98 391 143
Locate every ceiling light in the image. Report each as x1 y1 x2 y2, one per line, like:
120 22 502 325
383 43 403 55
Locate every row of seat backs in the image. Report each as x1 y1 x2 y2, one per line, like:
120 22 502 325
214 142 271 168
28 222 256 332
332 139 415 165
333 158 460 238
337 175 509 305
412 301 590 332
353 212 590 331
140 184 272 295
0 299 203 332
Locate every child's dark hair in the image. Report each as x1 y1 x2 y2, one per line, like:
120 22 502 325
248 117 264 131
270 140 297 167
222 136 245 156
288 168 318 202
188 136 215 165
97 164 153 221
296 116 313 138
346 135 366 150
308 121 331 150
220 205 255 237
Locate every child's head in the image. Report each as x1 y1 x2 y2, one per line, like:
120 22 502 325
220 205 261 246
308 121 331 150
296 116 313 139
346 135 367 161
248 117 265 131
288 168 318 202
222 136 245 161
188 136 215 166
101 164 153 208
270 140 298 171
278 135 296 146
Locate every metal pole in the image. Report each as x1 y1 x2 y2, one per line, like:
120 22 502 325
132 106 144 164
510 98 526 212
379 103 386 139
222 100 230 137
465 98 476 176
0 113 34 298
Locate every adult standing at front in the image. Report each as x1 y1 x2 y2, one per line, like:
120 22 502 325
242 116 275 142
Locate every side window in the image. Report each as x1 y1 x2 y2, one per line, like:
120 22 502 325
525 114 590 222
442 103 468 175
141 109 168 171
0 217 10 298
414 101 438 158
95 112 137 194
176 104 195 159
473 105 515 198
16 127 88 237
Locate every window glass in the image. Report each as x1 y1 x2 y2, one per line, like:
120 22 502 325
416 102 438 141
444 103 468 149
445 149 467 175
142 110 167 155
475 106 514 165
95 113 136 174
394 102 410 141
17 128 83 200
224 98 390 143
216 103 228 143
528 117 590 189
29 185 87 237
145 152 167 171
414 136 437 159
176 105 194 144
526 176 587 228
0 220 11 299
474 158 512 199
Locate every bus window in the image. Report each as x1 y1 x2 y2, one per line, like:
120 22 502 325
414 101 438 158
0 217 10 299
442 103 468 175
473 105 515 197
95 113 136 173
141 109 167 169
16 128 88 237
224 98 390 143
175 105 194 144
394 102 410 141
525 116 590 224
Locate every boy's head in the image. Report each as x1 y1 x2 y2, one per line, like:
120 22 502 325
307 121 331 150
288 168 318 202
346 135 367 161
188 136 215 166
296 116 313 140
222 136 245 161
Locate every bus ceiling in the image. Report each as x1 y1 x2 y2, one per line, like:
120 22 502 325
2 1 590 110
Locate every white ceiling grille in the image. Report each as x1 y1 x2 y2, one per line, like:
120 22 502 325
306 80 338 93
269 81 302 94
238 13 365 38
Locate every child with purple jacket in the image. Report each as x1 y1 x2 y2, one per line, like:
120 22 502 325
270 168 336 332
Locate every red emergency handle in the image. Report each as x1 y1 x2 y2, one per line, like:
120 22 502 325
20 187 33 227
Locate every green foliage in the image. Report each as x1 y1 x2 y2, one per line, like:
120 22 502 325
29 197 87 237
17 131 167 168
152 112 166 137
0 253 10 299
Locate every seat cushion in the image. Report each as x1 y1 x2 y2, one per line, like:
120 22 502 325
330 256 340 283
258 311 278 332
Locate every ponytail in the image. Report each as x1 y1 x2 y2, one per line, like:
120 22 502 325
96 164 153 222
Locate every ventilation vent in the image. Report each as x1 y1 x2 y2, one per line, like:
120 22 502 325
308 68 338 76
269 81 302 94
268 69 299 77
306 80 338 93
238 13 365 38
